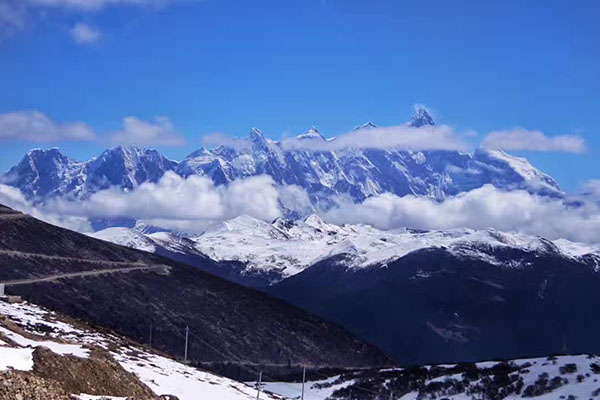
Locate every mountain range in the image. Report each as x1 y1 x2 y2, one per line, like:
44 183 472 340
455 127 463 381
92 213 600 288
91 212 600 365
1 108 561 218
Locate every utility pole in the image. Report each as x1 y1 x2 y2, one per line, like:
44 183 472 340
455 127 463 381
184 326 189 363
301 365 306 400
256 371 263 400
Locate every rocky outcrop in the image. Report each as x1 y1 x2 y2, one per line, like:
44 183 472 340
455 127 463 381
32 347 160 399
0 370 70 400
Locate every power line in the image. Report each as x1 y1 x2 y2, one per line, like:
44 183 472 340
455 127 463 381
184 326 384 400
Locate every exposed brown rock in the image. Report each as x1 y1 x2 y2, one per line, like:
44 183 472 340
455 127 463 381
0 370 70 400
32 347 160 400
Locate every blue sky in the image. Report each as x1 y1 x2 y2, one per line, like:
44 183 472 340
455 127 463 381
0 0 598 192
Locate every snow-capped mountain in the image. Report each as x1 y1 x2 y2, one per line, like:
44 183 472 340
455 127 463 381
175 108 561 206
91 213 600 365
2 108 561 211
1 145 176 201
93 214 600 287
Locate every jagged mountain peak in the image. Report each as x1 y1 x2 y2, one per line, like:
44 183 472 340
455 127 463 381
303 214 334 231
409 107 435 127
18 147 76 169
248 127 264 139
354 121 378 130
25 147 66 158
296 126 325 140
3 108 563 214
97 144 165 159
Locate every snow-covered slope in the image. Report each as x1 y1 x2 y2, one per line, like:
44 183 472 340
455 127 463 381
265 355 600 400
193 215 600 281
0 300 281 400
93 214 600 286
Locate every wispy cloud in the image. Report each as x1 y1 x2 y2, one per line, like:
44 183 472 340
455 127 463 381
0 110 96 142
482 128 585 153
0 0 180 40
281 124 470 152
70 22 101 44
0 1 26 37
27 0 171 11
0 110 185 146
109 116 185 146
0 184 92 232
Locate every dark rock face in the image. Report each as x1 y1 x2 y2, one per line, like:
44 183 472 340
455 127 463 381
0 205 390 376
268 248 600 366
0 146 176 202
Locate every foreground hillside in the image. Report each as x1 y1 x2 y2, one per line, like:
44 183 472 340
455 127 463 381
0 299 282 399
4 298 597 400
0 204 389 378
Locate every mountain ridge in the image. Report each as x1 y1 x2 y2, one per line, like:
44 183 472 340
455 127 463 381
92 213 600 288
2 108 562 216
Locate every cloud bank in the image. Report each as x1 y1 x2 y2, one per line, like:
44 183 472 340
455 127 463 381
47 172 282 232
3 172 600 244
0 184 92 232
0 111 96 142
324 185 600 243
482 128 585 153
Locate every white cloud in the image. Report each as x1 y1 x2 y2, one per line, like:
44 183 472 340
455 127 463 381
109 116 185 146
582 180 600 198
5 173 600 244
27 0 170 11
47 172 284 232
278 184 313 215
281 124 470 152
0 0 180 37
0 111 96 142
70 22 101 44
323 185 600 243
482 128 585 153
0 184 92 232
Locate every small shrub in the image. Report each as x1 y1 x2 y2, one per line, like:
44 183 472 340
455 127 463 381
560 364 578 374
